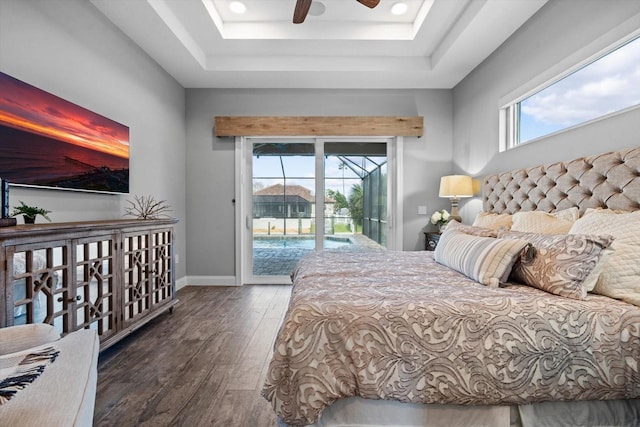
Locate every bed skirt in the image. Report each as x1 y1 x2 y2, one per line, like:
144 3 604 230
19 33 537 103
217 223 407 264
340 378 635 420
279 397 640 427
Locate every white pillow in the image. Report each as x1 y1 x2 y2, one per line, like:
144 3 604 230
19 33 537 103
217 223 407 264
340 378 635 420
511 207 579 234
552 207 580 222
472 212 512 231
569 209 640 306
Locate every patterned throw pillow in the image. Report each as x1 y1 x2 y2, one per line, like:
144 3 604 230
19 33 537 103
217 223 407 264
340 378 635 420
472 212 512 231
569 209 640 306
434 229 529 287
445 220 497 237
551 207 580 222
498 230 614 299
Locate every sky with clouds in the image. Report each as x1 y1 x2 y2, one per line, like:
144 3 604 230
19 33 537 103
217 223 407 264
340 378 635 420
520 36 640 142
0 72 129 158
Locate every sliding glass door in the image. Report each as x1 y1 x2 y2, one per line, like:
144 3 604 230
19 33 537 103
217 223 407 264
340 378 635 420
239 137 398 284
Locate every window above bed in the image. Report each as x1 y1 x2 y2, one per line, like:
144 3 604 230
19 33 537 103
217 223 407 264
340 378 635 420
500 33 640 150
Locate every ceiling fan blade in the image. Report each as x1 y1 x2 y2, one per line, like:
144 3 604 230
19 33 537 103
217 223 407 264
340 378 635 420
357 0 380 8
293 0 312 24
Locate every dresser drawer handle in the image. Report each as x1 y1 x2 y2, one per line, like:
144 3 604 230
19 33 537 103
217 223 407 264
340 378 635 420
57 295 82 303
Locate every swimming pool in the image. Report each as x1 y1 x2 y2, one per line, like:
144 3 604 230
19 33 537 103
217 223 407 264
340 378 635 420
253 236 352 249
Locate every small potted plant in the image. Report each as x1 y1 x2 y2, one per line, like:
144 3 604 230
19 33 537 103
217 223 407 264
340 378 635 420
11 201 52 224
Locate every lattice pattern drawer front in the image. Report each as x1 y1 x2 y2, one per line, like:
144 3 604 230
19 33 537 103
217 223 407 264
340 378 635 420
10 243 70 335
122 227 174 326
123 232 152 324
75 237 117 340
151 229 173 306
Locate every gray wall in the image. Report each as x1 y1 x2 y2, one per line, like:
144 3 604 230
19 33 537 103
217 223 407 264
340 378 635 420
185 89 453 278
452 0 640 223
0 0 187 278
6 0 637 284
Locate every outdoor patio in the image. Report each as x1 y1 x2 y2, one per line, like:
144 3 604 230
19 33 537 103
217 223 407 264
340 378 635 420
253 234 384 276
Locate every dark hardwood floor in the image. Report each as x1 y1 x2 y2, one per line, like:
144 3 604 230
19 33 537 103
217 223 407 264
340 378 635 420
93 285 291 427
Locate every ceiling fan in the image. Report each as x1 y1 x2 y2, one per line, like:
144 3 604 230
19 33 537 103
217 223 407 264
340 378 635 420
293 0 381 24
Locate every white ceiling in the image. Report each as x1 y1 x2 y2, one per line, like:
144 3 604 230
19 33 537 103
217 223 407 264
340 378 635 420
90 0 547 89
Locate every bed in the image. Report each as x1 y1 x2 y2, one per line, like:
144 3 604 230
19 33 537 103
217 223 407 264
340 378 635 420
262 146 640 427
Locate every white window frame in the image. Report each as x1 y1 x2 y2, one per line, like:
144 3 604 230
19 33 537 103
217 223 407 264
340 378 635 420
499 22 640 151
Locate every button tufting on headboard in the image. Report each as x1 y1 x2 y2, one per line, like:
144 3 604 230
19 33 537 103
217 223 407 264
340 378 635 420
482 146 640 214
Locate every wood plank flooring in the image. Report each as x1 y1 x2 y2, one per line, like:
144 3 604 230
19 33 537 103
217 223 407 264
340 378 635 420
93 285 291 427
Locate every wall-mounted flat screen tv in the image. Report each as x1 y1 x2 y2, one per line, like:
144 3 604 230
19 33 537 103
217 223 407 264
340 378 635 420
0 71 129 194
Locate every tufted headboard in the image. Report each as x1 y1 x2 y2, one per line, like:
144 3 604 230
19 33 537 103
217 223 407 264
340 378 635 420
482 146 640 215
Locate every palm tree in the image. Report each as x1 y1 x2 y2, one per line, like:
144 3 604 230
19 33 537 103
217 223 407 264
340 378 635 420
326 189 348 213
348 183 363 228
338 160 346 195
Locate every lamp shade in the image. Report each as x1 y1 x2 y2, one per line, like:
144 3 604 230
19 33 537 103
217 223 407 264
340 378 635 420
439 175 473 198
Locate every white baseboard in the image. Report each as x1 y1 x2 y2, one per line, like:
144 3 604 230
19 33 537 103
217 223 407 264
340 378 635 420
176 276 240 290
175 276 189 291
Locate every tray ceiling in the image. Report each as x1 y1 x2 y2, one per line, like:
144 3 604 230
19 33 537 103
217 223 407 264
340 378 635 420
90 0 547 89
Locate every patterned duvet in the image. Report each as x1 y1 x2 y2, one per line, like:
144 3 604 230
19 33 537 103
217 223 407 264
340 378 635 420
262 251 640 426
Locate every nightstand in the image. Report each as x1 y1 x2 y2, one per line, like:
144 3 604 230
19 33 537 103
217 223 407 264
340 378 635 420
424 232 441 251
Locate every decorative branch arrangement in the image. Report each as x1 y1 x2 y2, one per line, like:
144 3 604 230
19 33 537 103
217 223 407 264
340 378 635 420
124 195 171 220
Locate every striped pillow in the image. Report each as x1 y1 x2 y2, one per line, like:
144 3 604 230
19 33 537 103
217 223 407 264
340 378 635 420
434 229 529 287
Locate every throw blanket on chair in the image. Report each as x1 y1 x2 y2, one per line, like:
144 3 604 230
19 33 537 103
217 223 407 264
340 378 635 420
0 347 60 405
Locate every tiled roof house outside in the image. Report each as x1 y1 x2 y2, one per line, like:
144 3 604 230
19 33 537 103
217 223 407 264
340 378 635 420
253 183 336 235
253 184 335 218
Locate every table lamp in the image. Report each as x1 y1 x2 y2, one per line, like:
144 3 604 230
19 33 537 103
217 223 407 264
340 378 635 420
439 175 473 222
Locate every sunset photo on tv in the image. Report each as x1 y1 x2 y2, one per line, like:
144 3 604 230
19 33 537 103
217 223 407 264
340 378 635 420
0 71 129 194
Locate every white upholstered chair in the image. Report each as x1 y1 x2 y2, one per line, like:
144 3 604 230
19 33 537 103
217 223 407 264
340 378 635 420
0 324 99 427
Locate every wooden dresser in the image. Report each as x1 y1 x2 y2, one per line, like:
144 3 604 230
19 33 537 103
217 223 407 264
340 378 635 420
0 218 178 350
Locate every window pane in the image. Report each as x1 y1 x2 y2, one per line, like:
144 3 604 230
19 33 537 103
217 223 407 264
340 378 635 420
252 142 315 276
518 36 640 143
323 143 386 246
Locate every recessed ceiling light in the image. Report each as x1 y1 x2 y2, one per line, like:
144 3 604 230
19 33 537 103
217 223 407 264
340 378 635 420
391 2 408 15
229 1 247 14
308 1 326 17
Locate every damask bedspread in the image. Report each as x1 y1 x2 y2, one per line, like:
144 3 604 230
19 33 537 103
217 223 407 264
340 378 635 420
261 250 640 426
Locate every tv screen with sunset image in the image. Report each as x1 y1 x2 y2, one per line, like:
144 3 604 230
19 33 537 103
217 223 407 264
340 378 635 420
0 71 129 194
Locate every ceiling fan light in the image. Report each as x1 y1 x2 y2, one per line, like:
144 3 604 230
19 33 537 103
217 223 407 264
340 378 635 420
229 1 247 14
391 2 408 15
308 1 326 17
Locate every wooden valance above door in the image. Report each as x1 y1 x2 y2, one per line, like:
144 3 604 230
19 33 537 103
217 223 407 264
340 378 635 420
214 116 423 137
